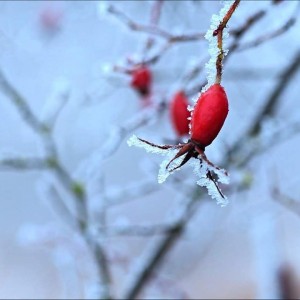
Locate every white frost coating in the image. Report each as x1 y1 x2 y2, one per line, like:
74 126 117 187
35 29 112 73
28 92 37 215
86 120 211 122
194 0 234 98
41 77 70 124
187 105 194 112
207 165 229 184
192 157 229 207
127 135 170 155
157 150 181 184
128 134 230 204
97 1 109 18
197 177 228 207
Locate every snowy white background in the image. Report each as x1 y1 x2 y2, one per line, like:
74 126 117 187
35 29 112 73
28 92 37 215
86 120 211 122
0 1 300 299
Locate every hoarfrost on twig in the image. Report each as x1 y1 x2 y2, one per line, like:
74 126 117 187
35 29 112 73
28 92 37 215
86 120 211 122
127 135 172 155
203 1 234 92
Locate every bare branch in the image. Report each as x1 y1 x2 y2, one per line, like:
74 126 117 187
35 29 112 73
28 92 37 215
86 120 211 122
273 187 300 217
122 192 200 299
107 4 172 40
0 70 49 134
237 17 296 52
99 223 174 237
0 157 48 171
226 49 300 166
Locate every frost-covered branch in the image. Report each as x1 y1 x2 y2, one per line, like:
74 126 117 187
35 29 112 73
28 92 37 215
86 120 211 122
209 0 240 85
186 7 264 95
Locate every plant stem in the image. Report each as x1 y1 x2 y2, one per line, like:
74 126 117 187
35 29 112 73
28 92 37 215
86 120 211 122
214 0 241 84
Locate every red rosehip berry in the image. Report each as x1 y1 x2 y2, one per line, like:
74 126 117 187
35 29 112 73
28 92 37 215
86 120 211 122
170 91 190 137
40 7 63 31
130 66 152 96
191 83 228 147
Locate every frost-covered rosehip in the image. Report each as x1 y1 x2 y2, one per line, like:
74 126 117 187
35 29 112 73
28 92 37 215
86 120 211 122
170 91 190 137
128 83 230 205
130 66 152 96
191 83 228 147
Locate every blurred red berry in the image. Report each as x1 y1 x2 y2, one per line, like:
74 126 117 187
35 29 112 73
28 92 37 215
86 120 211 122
40 7 63 31
170 91 190 137
191 83 228 147
130 66 152 96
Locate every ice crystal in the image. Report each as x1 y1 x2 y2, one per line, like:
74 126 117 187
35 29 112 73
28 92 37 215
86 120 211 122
128 135 230 206
157 150 179 184
200 1 234 95
127 135 172 155
192 157 229 207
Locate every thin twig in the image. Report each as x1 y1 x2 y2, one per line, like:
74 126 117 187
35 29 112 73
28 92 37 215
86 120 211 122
0 70 49 134
0 67 112 300
122 192 200 300
98 223 174 237
214 0 241 84
0 157 48 171
226 50 300 166
186 8 265 95
248 50 300 137
237 17 296 52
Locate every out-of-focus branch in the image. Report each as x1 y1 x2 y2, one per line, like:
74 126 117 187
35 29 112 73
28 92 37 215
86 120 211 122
233 120 300 169
227 49 300 165
107 4 171 40
249 50 300 134
0 70 49 134
0 157 48 171
272 187 300 217
122 191 200 300
98 223 174 237
0 68 112 300
107 3 205 43
143 0 164 52
45 183 78 229
237 17 296 52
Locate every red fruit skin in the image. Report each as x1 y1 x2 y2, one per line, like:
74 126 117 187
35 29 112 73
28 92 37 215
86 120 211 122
130 67 152 96
40 7 63 31
191 84 228 147
170 91 190 137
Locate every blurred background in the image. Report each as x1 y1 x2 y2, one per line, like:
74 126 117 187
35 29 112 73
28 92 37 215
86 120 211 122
0 0 300 299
